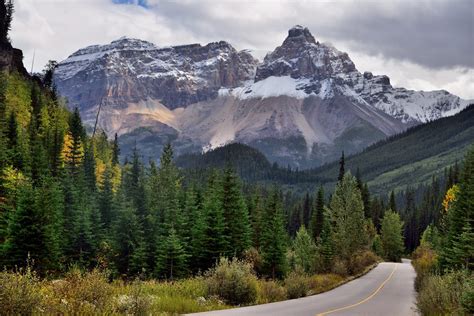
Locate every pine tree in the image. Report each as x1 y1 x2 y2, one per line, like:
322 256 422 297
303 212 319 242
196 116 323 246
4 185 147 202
319 209 334 271
221 167 251 257
113 192 148 276
99 166 114 233
83 143 97 192
449 220 474 270
310 186 324 241
441 147 474 270
6 111 23 170
202 171 228 268
338 151 345 182
4 181 62 274
329 173 368 260
380 211 405 262
112 133 120 165
0 0 14 45
186 187 207 272
249 189 265 249
261 189 287 279
302 192 312 228
389 191 397 213
293 226 316 273
155 228 188 279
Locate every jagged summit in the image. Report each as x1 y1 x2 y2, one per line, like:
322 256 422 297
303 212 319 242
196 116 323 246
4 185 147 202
285 25 317 45
255 26 356 83
54 27 472 168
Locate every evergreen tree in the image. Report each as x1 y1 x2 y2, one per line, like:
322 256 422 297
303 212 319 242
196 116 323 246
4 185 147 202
221 167 251 257
338 151 345 182
99 166 114 233
248 188 265 249
112 133 120 165
186 187 207 272
42 60 58 90
355 168 371 218
202 171 227 268
83 143 97 192
261 189 287 279
0 0 13 45
113 192 147 276
302 192 312 228
293 226 316 273
329 173 368 260
449 220 474 270
310 186 324 241
155 228 188 279
6 111 23 170
319 209 334 271
441 147 474 270
380 211 404 262
389 191 397 213
4 181 62 274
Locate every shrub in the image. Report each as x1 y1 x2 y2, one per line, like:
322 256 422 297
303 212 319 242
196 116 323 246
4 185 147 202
308 274 344 295
460 274 474 314
256 280 287 304
44 268 114 314
205 258 257 306
243 247 263 276
417 270 471 315
114 280 152 315
0 268 42 315
331 259 348 276
411 244 438 291
284 271 309 299
348 250 379 275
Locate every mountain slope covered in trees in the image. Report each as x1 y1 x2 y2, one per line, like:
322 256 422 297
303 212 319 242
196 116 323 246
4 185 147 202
177 104 474 195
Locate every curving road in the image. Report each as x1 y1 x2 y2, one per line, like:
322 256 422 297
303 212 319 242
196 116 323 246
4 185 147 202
188 259 417 316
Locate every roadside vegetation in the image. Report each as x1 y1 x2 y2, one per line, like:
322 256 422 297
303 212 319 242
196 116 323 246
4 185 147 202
411 147 474 315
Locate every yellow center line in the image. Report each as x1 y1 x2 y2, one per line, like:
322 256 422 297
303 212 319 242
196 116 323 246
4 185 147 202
316 263 398 316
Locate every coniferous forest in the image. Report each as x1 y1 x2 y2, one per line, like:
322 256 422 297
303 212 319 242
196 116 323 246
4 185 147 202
0 1 472 315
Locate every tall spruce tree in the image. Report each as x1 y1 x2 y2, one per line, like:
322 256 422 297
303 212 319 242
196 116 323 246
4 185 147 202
112 133 120 165
319 209 334 271
261 189 287 279
4 181 62 274
249 188 265 249
155 228 188 279
338 151 345 182
221 167 251 257
113 191 147 276
441 147 474 270
1 0 13 45
329 173 368 260
310 186 325 241
202 171 227 268
389 191 397 213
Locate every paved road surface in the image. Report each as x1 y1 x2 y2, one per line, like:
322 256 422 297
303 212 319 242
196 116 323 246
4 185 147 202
188 259 417 316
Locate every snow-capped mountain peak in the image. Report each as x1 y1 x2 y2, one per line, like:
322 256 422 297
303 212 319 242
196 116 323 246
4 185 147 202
54 26 472 168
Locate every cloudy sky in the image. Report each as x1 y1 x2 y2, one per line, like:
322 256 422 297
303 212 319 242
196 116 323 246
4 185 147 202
12 0 474 99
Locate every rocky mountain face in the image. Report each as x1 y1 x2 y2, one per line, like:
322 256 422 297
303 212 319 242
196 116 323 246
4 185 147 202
54 26 471 168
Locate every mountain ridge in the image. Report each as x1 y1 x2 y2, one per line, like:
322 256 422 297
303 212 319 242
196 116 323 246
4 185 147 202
54 26 472 168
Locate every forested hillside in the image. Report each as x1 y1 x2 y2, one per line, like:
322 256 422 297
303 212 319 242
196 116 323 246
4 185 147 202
177 105 474 195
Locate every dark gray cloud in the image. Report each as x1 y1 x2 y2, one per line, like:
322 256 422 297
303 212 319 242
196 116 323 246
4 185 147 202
11 0 474 98
147 0 473 69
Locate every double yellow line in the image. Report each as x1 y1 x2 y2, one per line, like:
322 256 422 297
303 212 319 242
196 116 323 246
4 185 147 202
316 263 398 316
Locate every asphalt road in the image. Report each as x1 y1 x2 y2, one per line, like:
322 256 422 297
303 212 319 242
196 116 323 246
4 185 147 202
188 259 417 316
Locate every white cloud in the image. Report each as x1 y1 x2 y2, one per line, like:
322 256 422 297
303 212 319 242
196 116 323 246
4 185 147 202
11 0 474 99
